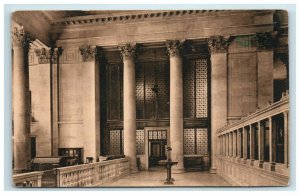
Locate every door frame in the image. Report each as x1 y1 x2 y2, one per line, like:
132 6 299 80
144 127 170 170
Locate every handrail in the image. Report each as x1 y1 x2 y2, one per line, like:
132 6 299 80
217 95 289 135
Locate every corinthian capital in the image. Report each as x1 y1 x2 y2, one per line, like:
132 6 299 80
118 43 136 59
255 32 277 50
208 36 231 53
11 27 32 49
79 45 96 62
49 47 63 64
165 40 183 57
34 48 51 64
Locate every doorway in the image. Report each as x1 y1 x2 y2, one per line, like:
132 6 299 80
149 139 167 167
144 127 170 169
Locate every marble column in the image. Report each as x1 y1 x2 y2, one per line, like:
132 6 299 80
269 117 276 171
243 127 248 160
166 40 184 171
223 135 226 156
221 136 224 156
220 136 223 155
227 134 230 156
119 43 138 172
229 133 232 157
250 125 255 164
208 36 230 173
12 27 31 172
283 111 289 167
49 47 62 156
79 45 101 161
237 129 241 158
233 131 236 157
258 121 264 167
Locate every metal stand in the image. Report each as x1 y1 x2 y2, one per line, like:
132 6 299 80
164 163 175 184
159 147 178 185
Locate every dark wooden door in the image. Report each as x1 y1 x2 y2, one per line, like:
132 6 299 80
149 140 167 167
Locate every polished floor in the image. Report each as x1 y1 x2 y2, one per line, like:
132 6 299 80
102 166 231 187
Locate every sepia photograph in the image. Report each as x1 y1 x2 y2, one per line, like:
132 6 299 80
10 9 289 188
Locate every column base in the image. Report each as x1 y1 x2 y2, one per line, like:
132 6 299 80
209 167 217 174
130 167 139 174
259 161 264 168
172 163 185 174
270 162 276 171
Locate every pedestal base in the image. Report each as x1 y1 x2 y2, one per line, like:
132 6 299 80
130 167 139 174
209 167 217 174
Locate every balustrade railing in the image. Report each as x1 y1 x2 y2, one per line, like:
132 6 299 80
13 171 43 187
216 93 289 184
13 158 130 187
56 158 130 187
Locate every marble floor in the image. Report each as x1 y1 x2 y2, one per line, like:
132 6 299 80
101 167 231 187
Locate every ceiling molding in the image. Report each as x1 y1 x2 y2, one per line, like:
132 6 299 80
51 10 273 27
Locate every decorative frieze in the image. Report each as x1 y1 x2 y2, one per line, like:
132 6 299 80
11 27 32 50
208 36 231 53
118 43 137 59
52 10 226 27
79 45 96 62
165 40 184 57
255 32 276 50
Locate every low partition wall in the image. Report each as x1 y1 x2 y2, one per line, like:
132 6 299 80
216 94 289 186
216 156 289 186
56 158 130 187
13 171 43 187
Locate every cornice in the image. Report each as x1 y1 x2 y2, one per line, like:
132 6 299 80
51 10 274 27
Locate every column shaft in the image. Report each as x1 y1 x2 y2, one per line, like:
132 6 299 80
169 54 184 170
250 125 255 161
237 129 241 158
243 127 247 160
269 117 276 170
283 112 289 166
123 55 137 171
258 121 264 164
229 133 232 157
13 43 31 172
233 131 236 157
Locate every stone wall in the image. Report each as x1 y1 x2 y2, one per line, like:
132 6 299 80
216 156 289 186
29 63 51 157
